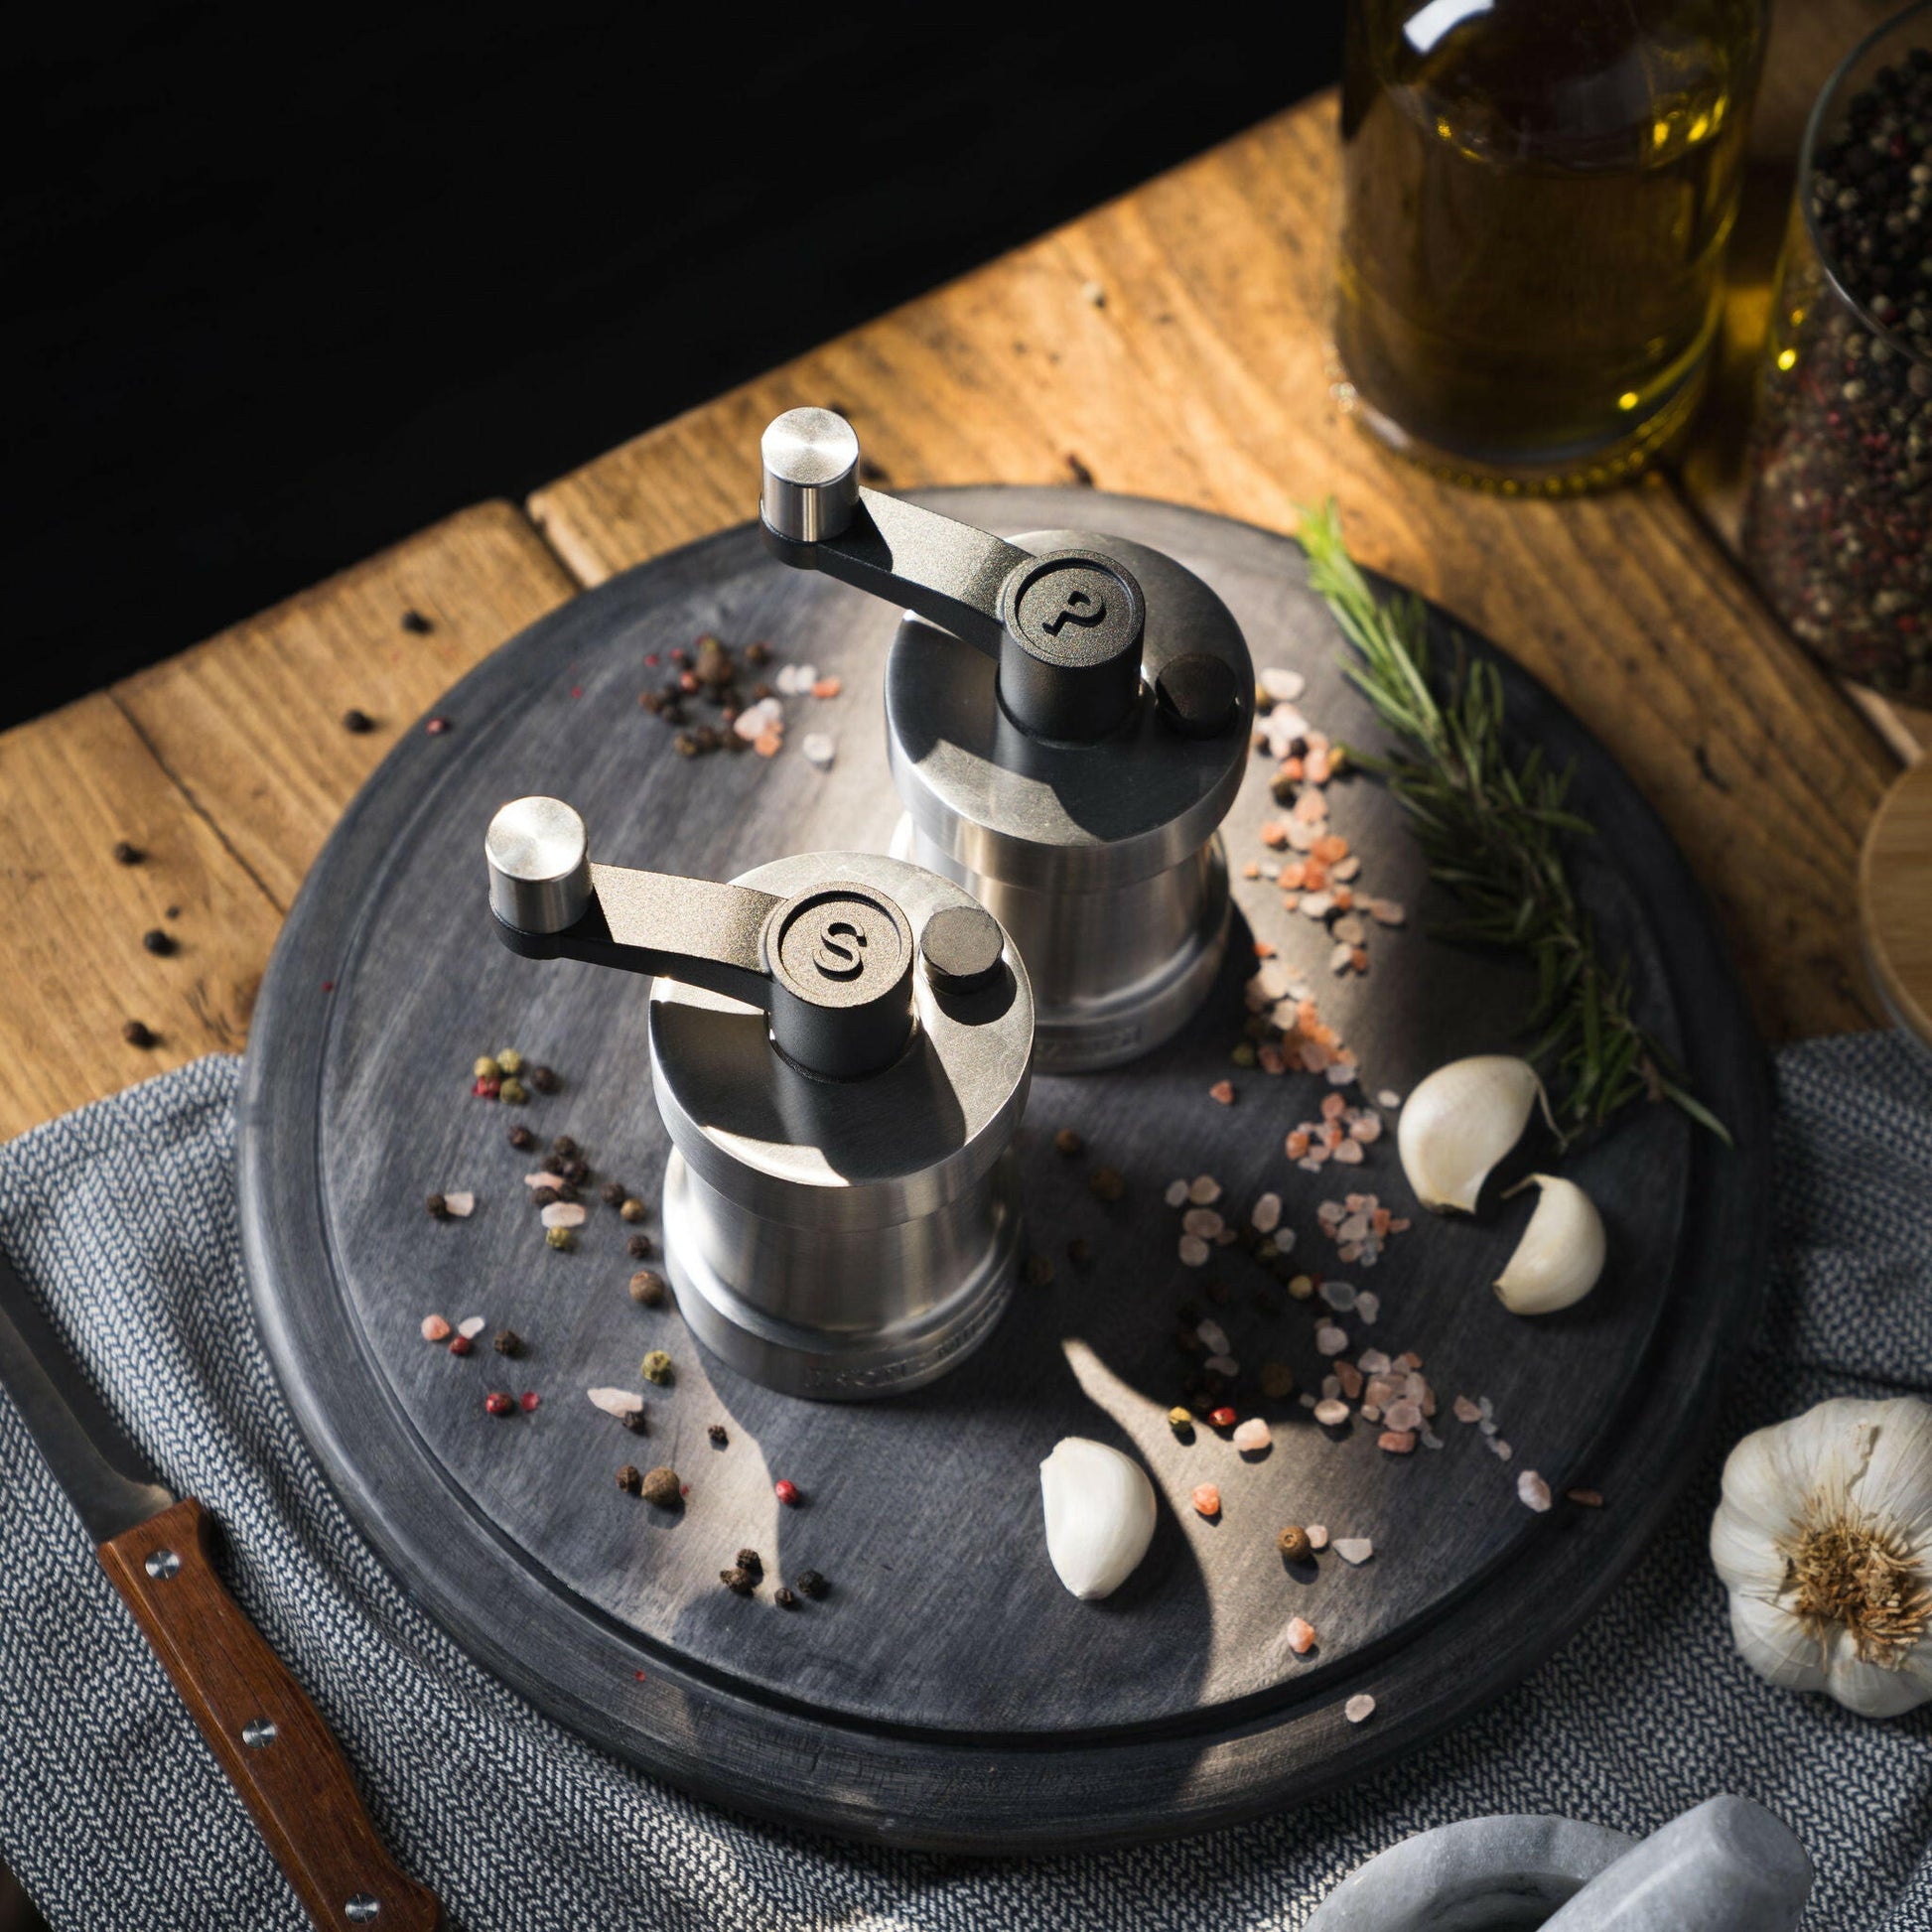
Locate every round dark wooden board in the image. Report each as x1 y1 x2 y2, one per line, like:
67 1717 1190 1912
239 489 1770 1852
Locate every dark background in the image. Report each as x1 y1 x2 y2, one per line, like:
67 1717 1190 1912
8 9 1344 733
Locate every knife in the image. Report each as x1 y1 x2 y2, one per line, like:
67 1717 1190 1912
0 1252 441 1930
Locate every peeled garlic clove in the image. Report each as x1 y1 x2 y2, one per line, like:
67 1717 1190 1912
1397 1054 1548 1213
1039 1437 1158 1600
1494 1174 1605 1314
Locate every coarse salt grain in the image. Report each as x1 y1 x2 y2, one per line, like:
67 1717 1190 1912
1232 1418 1271 1453
588 1386 644 1418
1344 1693 1376 1725
1377 1430 1417 1454
800 732 836 770
1187 1174 1222 1205
1196 1319 1230 1356
1314 1323 1348 1357
1165 1179 1189 1207
1307 1524 1329 1550
1260 667 1307 703
540 1201 587 1229
1182 1207 1225 1239
1453 1395 1482 1424
524 1171 566 1189
457 1315 486 1340
1518 1469 1553 1512
1288 1615 1317 1655
1251 1192 1282 1234
1384 1399 1422 1433
1355 1292 1380 1325
1178 1234 1210 1267
1313 1398 1350 1427
442 1191 476 1217
1334 1538 1374 1566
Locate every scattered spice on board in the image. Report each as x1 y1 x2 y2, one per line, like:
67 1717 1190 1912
142 927 175 956
1315 1192 1409 1267
343 708 374 734
112 840 143 866
122 1020 157 1048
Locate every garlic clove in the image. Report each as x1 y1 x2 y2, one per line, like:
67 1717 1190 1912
1039 1437 1158 1601
1725 1590 1830 1696
1396 1054 1548 1213
1851 1400 1932 1545
1492 1174 1606 1314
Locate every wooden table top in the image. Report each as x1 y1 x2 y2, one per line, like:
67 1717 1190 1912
2 2 1920 1141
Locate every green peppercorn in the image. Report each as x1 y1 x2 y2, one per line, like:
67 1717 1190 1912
546 1226 576 1251
495 1048 523 1075
498 1077 528 1105
1168 1405 1194 1436
473 1055 498 1079
641 1349 673 1386
1230 1041 1257 1068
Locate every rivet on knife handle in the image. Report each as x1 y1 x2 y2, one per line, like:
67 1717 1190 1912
97 1497 442 1931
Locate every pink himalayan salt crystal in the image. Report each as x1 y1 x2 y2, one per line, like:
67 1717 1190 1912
1518 1469 1553 1512
1178 1234 1211 1267
1453 1395 1483 1424
1350 1113 1383 1144
1288 1616 1317 1656
420 1313 452 1342
1315 1323 1349 1357
1365 1376 1401 1408
540 1200 587 1229
1209 1079 1235 1105
1333 1537 1374 1565
1191 1483 1221 1518
442 1190 476 1217
1358 1348 1393 1375
1345 1693 1377 1725
1377 1430 1417 1454
1384 1399 1423 1434
1232 1418 1271 1453
1307 1524 1329 1550
1313 1398 1351 1427
1332 1139 1365 1165
1335 1361 1365 1400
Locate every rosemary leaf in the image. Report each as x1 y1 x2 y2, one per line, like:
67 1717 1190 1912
1293 498 1729 1145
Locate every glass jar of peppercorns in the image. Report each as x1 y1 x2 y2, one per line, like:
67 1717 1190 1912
1741 6 1932 701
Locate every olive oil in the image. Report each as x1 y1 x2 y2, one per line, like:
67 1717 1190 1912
1334 0 1764 491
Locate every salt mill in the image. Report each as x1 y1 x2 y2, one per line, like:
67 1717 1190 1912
484 795 1034 1399
759 408 1255 1070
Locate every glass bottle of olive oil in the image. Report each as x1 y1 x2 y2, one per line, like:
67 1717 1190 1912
1334 0 1765 492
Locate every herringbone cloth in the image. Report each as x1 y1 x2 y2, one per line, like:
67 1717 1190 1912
1 1037 1928 1929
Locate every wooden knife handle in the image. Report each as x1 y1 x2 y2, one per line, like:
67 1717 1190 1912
98 1497 441 1931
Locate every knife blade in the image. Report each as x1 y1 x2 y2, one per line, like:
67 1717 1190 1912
0 1251 442 1931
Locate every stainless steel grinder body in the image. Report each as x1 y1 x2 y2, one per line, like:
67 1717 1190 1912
759 409 1255 1071
485 797 1033 1400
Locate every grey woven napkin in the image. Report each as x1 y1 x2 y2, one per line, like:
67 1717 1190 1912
2 1035 1930 1931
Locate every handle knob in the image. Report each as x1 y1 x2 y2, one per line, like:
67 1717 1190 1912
758 409 1157 742
485 797 934 1080
760 408 861 543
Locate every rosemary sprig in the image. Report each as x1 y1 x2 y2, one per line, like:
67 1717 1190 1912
1293 498 1729 1146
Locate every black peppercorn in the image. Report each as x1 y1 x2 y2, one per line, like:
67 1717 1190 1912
1087 1166 1125 1203
601 1180 624 1206
736 1547 762 1577
553 1136 580 1159
627 1233 654 1260
142 928 176 956
528 1065 560 1094
708 1423 729 1447
616 1464 643 1495
793 1570 827 1599
343 708 374 734
507 1123 535 1151
1052 1127 1084 1157
122 1020 157 1048
554 1183 580 1204
532 1186 560 1208
426 1192 450 1219
621 1411 647 1434
492 1328 524 1357
774 1587 797 1609
745 641 770 666
401 609 433 634
720 1567 756 1595
111 840 143 866
620 1197 647 1223
628 1270 667 1307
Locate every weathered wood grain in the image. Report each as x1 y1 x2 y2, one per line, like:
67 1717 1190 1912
530 98 1894 1042
240 493 1769 1850
115 502 575 911
0 693 280 1136
1862 759 1932 1043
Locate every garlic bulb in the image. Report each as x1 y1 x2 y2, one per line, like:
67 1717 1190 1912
1710 1397 1932 1718
1494 1175 1606 1314
1039 1437 1158 1600
1397 1055 1550 1213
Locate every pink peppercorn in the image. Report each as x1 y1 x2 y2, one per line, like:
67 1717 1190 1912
449 1335 474 1357
484 1391 513 1417
774 1479 800 1506
1209 1406 1237 1430
520 1392 540 1413
473 1074 500 1099
425 716 451 736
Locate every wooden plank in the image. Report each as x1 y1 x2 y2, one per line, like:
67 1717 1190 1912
0 694 280 1136
1862 757 1932 1043
116 501 576 912
531 98 1893 1042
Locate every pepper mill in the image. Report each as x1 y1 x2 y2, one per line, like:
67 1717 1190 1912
484 795 1034 1399
759 408 1256 1071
